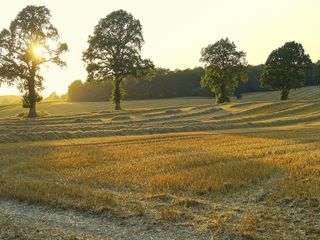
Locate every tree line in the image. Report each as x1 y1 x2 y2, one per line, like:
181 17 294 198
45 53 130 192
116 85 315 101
68 67 209 101
0 5 319 117
66 66 257 101
67 62 320 102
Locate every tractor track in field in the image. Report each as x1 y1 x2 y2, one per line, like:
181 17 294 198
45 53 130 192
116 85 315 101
0 199 213 240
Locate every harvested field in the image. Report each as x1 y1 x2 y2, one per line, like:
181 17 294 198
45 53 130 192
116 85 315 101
1 87 320 239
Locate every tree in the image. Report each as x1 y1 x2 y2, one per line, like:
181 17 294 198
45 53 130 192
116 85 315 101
68 80 85 102
0 5 68 117
247 65 264 92
200 38 247 104
83 9 153 110
22 92 42 108
261 41 312 100
313 60 320 86
68 79 113 102
45 92 60 101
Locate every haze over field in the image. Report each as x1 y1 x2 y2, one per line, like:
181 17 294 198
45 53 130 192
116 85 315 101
1 0 320 96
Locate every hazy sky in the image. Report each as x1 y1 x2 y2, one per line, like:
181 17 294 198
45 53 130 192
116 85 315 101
1 0 320 96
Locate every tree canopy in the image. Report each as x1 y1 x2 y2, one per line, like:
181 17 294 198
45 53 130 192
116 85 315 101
0 5 68 117
83 9 153 110
200 38 247 103
261 41 312 100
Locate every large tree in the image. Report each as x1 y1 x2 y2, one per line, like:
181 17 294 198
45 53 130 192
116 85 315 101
83 9 153 110
0 5 68 117
261 41 311 100
200 38 247 104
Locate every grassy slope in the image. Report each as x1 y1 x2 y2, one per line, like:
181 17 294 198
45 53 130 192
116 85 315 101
0 86 319 118
0 87 319 143
1 86 320 239
0 98 215 118
0 95 21 105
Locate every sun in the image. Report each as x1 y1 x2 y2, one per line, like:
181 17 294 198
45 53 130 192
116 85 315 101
32 45 43 58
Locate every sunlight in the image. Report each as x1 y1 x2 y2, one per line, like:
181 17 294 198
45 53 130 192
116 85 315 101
32 44 43 58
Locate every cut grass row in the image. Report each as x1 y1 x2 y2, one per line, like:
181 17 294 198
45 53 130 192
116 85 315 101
1 99 320 144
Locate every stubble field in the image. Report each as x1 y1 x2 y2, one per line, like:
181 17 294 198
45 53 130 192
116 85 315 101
0 86 320 239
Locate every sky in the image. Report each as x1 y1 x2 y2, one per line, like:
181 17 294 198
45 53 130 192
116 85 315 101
0 0 320 96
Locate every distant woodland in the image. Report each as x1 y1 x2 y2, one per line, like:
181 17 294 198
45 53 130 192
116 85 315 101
67 63 320 102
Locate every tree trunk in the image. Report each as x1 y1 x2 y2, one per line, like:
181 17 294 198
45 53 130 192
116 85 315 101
113 80 121 110
216 84 230 104
280 86 289 100
28 100 37 118
28 66 37 118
